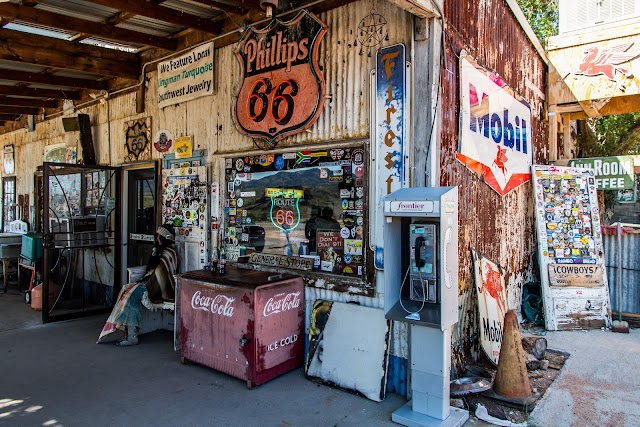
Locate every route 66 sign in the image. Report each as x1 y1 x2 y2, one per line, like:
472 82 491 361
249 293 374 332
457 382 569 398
233 10 328 147
268 189 301 233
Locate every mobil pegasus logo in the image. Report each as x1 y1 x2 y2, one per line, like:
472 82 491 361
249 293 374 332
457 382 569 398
456 55 534 196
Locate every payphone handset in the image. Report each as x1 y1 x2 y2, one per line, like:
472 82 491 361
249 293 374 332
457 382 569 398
409 223 437 303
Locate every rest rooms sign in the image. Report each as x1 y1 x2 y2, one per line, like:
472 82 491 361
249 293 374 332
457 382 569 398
158 42 214 108
568 156 634 190
456 54 533 196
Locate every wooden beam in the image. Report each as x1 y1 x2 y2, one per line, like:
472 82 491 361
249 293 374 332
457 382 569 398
0 28 139 80
0 114 21 121
0 3 177 51
0 69 107 90
0 96 57 108
0 106 39 115
0 85 81 100
85 0 222 35
184 0 247 15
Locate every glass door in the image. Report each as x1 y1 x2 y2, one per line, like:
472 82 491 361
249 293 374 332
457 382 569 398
42 163 121 323
126 167 157 269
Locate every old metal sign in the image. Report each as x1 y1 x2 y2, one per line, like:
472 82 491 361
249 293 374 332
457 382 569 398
249 253 313 271
472 249 507 365
568 155 635 191
548 264 603 287
372 44 408 269
232 10 328 147
457 54 533 196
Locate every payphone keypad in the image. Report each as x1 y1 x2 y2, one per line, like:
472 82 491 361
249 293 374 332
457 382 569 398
410 224 437 303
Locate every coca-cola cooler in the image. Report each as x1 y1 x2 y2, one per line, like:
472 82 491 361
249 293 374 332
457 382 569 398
178 265 304 388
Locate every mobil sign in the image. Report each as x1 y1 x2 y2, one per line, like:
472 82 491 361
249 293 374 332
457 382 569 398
456 55 533 196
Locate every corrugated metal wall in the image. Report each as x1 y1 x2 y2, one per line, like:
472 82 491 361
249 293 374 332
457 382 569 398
603 228 640 315
0 0 548 379
442 1 548 371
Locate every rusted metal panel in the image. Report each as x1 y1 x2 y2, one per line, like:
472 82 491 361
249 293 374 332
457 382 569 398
604 226 640 315
442 1 547 371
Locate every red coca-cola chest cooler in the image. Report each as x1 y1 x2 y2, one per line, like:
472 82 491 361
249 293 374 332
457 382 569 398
178 265 304 388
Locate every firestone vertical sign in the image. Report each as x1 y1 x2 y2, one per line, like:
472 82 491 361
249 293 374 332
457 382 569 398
457 54 533 196
373 44 407 269
233 10 328 147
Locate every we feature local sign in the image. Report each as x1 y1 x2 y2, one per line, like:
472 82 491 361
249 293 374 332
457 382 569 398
457 54 533 196
158 42 214 108
373 44 408 269
568 156 635 190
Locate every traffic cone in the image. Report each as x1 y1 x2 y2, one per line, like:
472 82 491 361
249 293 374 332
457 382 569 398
493 309 532 398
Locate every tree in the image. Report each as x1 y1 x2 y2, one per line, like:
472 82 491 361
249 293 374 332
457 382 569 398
516 0 559 46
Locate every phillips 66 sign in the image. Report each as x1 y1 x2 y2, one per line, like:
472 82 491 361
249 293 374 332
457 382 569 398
233 10 328 147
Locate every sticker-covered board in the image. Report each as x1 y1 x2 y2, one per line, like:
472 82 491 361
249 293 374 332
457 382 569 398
532 165 611 330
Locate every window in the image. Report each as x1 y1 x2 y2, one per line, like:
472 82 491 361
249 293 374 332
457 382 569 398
2 177 16 232
224 147 367 277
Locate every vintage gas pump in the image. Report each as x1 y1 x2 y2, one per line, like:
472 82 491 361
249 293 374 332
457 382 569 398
383 187 468 427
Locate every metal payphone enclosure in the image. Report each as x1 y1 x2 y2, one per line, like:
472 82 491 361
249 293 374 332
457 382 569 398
383 186 458 330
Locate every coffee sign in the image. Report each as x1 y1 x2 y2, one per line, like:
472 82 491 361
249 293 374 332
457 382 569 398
233 10 328 147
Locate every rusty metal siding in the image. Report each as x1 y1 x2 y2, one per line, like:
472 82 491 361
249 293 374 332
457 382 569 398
604 227 640 315
442 1 548 371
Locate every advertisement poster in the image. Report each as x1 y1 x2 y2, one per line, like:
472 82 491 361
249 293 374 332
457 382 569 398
316 230 343 273
532 164 611 330
457 54 533 196
158 42 214 109
472 248 507 365
174 136 193 159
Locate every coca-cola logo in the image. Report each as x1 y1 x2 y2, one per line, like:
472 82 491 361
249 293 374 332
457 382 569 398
263 292 301 317
191 290 235 317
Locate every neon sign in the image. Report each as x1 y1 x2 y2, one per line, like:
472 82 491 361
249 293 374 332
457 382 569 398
269 189 302 232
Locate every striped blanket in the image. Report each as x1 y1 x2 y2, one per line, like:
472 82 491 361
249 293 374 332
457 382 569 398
97 246 178 343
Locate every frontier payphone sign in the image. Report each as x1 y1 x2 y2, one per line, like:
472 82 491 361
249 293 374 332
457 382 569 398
457 54 533 196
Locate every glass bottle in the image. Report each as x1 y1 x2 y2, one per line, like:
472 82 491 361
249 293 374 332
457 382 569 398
218 248 226 275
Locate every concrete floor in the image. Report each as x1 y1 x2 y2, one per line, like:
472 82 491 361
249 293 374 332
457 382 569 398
0 290 407 427
528 327 640 427
1 287 639 427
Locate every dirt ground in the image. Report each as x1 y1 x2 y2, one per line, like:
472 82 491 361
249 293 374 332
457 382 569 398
453 331 570 424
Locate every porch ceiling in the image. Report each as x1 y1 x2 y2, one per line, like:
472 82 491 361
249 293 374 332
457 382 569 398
0 0 352 132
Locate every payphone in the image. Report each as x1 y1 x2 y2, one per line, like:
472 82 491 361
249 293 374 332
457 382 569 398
383 187 468 427
408 223 437 303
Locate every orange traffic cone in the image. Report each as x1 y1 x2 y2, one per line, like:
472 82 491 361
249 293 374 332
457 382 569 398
493 309 532 398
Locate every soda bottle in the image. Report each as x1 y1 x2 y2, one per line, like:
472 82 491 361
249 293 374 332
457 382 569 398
211 248 218 272
218 248 226 275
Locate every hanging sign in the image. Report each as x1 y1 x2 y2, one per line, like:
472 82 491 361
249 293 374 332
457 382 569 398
472 249 507 365
568 155 635 190
3 145 14 175
232 10 328 147
158 42 214 109
372 44 408 269
174 136 193 159
457 54 533 196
